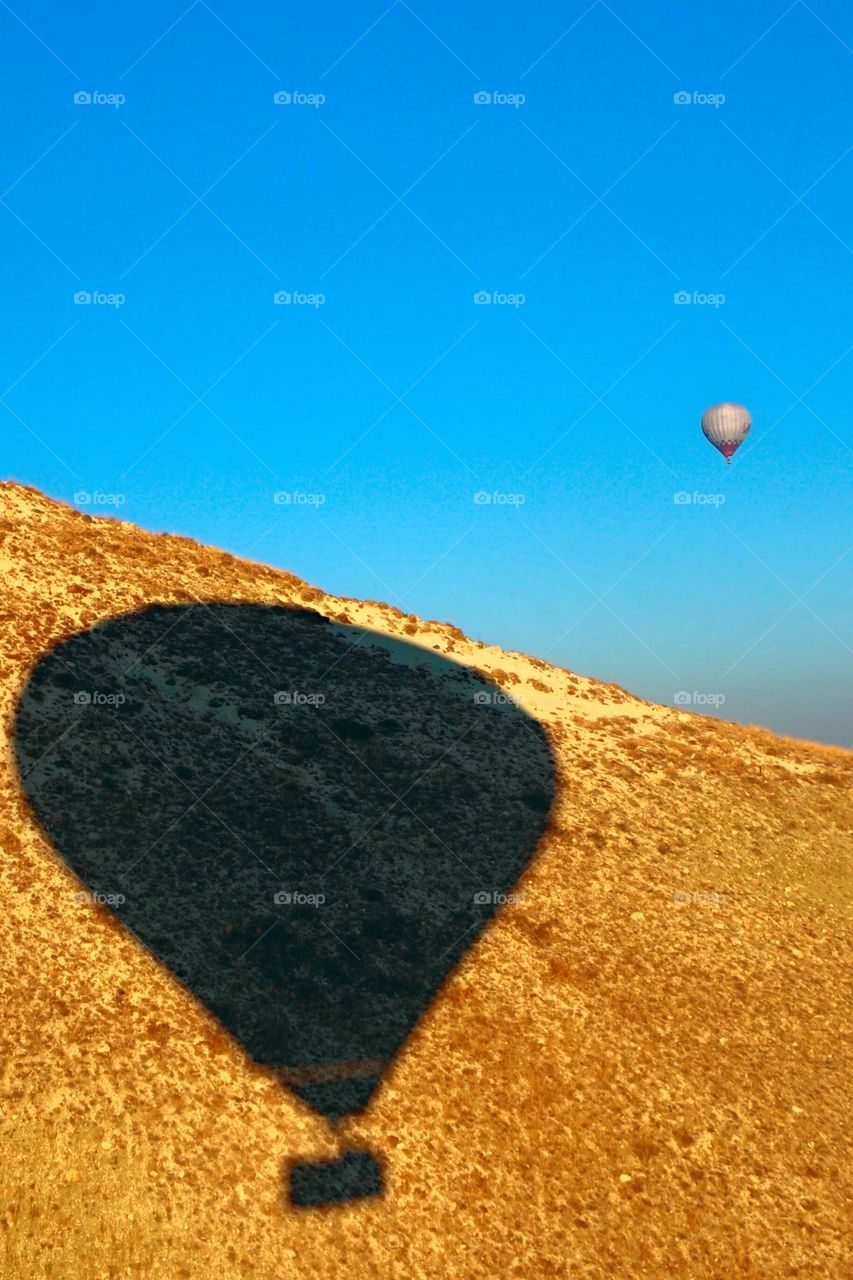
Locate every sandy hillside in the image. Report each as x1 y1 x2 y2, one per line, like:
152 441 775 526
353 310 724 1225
0 480 850 1280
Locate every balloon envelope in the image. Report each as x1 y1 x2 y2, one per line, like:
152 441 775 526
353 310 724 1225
702 402 751 462
14 603 555 1205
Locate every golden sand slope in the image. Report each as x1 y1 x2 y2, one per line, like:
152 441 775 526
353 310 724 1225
0 481 850 1280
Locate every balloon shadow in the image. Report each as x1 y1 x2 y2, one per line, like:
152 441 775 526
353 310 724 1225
14 604 554 1205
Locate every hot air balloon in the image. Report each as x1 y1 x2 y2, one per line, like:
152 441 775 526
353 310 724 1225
702 402 751 463
15 603 555 1207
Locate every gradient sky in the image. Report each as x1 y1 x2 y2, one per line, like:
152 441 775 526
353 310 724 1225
2 0 851 745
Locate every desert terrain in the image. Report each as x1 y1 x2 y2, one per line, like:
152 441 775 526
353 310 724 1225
0 480 850 1279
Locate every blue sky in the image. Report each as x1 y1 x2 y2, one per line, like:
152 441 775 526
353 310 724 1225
2 0 851 745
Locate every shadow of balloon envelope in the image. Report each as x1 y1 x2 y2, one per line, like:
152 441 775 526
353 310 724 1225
15 603 555 1205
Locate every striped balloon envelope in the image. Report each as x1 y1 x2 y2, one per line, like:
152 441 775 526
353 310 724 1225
701 402 751 463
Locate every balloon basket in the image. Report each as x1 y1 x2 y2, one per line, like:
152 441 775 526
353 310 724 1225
290 1149 383 1206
